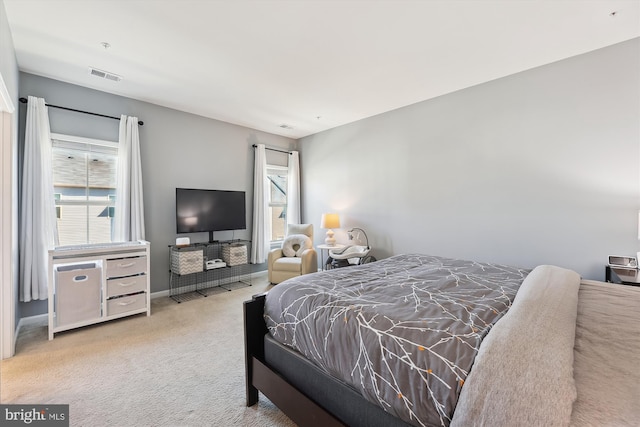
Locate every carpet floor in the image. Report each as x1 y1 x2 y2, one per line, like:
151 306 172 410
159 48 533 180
0 276 296 427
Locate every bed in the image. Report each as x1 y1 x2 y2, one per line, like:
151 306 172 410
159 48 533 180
243 254 640 427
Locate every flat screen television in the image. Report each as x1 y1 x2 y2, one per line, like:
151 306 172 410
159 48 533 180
176 188 246 242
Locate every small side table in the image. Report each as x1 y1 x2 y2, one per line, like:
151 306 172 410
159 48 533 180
317 244 345 271
605 266 640 286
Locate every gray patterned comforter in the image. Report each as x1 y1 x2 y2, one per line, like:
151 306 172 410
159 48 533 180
264 254 530 427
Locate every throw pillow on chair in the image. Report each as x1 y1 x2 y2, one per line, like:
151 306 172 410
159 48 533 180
282 234 312 257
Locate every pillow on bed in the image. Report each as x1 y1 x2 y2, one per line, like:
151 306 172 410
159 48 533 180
282 234 312 257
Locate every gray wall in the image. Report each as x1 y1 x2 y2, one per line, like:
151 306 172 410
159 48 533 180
300 38 640 281
13 37 640 319
18 73 296 317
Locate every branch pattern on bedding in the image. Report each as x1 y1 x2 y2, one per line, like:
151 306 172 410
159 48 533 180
264 254 530 427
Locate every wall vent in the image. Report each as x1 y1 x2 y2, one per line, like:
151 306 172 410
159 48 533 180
88 67 122 82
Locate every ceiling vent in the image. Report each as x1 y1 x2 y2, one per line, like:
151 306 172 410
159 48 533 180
88 67 122 82
279 124 294 130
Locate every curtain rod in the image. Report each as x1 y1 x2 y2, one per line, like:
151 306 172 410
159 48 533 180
252 144 291 155
19 97 144 126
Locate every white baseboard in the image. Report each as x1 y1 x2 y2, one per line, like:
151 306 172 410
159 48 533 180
15 313 48 346
17 313 48 328
161 269 267 296
54 270 267 302
15 270 269 338
252 269 268 279
150 290 170 299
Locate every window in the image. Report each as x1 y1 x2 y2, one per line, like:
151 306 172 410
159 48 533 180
51 133 118 246
267 165 288 242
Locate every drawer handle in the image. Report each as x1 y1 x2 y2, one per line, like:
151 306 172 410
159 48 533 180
73 275 88 282
117 281 136 287
117 262 136 268
117 299 136 306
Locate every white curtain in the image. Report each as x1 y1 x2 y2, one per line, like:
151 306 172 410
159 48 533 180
251 144 270 263
286 151 301 225
19 96 57 302
114 115 145 242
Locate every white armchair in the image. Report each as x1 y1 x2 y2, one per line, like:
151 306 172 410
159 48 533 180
268 224 318 284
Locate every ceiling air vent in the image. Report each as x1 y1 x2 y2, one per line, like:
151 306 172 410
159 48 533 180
279 124 294 130
88 67 122 82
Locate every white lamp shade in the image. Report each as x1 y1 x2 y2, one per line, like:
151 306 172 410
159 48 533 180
321 213 340 229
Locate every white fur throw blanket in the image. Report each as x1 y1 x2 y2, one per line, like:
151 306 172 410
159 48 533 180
451 265 581 427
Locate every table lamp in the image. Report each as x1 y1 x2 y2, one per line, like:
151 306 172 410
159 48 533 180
321 213 340 246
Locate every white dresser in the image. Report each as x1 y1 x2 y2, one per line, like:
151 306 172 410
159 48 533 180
48 240 150 340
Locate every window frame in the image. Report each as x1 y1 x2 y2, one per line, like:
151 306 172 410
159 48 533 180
266 164 288 245
50 133 118 245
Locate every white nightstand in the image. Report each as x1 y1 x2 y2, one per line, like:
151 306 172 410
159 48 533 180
317 244 345 271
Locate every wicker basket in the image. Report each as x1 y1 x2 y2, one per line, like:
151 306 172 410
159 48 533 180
171 248 204 275
222 243 247 266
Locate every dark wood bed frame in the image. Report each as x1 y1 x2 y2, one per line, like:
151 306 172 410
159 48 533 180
244 293 347 426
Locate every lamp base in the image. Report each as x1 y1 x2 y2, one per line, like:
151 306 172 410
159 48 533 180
325 229 336 246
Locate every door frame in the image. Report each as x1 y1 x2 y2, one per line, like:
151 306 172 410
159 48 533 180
0 72 16 360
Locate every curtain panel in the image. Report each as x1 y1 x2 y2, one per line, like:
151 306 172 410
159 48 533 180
251 144 270 263
286 151 301 225
19 96 57 302
114 115 145 242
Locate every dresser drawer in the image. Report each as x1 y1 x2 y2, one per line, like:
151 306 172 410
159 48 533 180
106 256 147 278
106 275 147 298
107 293 147 316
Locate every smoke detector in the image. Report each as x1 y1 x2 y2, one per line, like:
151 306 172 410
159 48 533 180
279 124 294 130
88 67 122 82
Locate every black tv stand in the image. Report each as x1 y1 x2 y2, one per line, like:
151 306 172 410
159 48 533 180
208 231 216 243
168 240 252 302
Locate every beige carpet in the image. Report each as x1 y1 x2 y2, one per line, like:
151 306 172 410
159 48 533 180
0 277 296 427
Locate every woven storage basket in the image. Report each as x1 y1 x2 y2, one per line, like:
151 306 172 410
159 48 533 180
222 243 247 266
171 249 203 275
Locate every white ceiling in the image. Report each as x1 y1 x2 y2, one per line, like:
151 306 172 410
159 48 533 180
4 0 639 139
